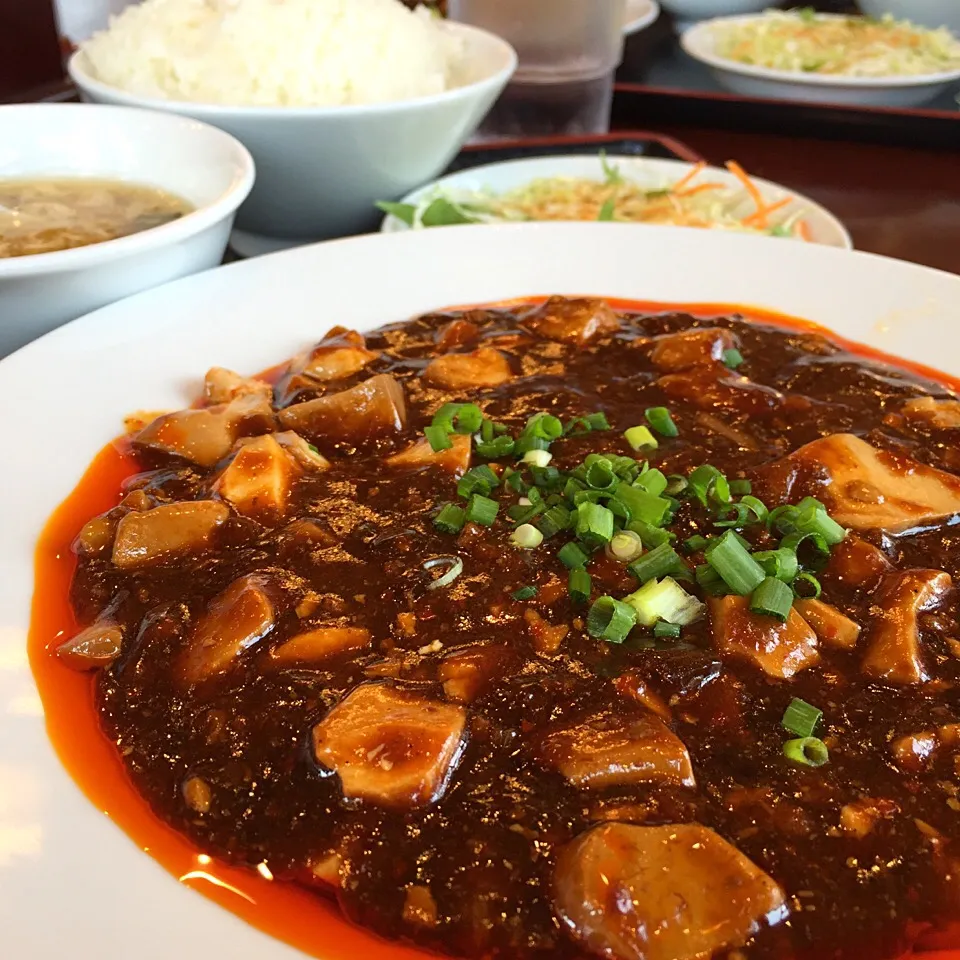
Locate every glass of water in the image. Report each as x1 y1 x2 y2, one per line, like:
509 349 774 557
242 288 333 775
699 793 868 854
447 0 626 139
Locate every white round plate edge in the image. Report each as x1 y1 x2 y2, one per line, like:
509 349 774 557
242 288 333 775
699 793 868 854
1 222 959 958
624 0 660 36
681 13 960 88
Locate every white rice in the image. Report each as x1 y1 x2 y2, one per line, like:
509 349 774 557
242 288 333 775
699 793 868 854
80 0 465 107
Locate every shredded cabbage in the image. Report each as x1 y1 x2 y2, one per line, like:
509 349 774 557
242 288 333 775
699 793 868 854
378 154 812 240
713 9 960 78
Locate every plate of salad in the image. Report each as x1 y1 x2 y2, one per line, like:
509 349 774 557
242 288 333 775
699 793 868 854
377 152 851 247
681 8 960 107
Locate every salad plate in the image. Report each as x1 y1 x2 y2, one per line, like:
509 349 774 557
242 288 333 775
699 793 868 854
379 153 851 247
682 12 960 106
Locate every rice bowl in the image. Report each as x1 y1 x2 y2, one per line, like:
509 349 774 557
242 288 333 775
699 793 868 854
79 0 467 108
69 3 517 249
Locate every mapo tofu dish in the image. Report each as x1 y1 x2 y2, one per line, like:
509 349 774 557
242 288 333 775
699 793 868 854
51 296 960 960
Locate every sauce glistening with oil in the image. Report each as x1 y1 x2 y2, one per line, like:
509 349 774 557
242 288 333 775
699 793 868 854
32 297 960 960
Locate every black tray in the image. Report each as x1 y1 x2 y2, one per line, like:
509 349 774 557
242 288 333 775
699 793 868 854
446 130 704 173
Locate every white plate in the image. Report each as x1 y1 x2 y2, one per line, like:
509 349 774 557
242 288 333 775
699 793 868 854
623 0 660 35
379 154 852 248
681 13 960 107
2 222 959 959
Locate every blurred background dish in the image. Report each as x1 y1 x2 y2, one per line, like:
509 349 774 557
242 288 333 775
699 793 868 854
658 0 775 32
623 0 660 36
856 1 960 36
69 0 515 255
379 153 852 248
0 102 253 357
681 12 960 106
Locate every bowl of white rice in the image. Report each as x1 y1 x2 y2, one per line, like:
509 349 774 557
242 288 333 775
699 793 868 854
68 0 516 252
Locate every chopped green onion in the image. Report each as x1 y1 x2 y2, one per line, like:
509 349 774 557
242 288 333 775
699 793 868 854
457 465 499 499
723 347 744 369
782 698 822 738
508 502 546 524
644 406 679 438
434 503 466 535
624 425 659 452
530 465 561 489
740 495 769 524
728 479 752 495
688 464 731 507
614 482 670 527
605 530 644 563
432 402 483 435
514 435 550 456
597 198 616 221
424 425 453 452
780 530 830 566
793 572 822 599
705 530 765 595
684 535 711 553
511 585 538 601
510 524 543 550
563 477 586 500
536 504 572 540
586 412 611 431
522 412 563 441
751 548 799 583
476 435 515 459
635 468 668 498
576 502 615 548
714 502 751 529
653 620 682 639
568 568 592 605
423 556 464 590
624 576 705 627
627 519 675 549
587 596 637 643
767 504 798 534
505 469 527 494
585 458 618 491
750 576 794 622
480 419 495 443
627 542 684 584
466 494 499 527
558 541 590 570
695 563 728 596
793 497 847 546
783 736 829 768
665 474 688 496
523 449 553 468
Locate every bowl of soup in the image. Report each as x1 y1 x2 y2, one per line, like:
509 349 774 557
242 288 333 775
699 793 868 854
0 103 254 357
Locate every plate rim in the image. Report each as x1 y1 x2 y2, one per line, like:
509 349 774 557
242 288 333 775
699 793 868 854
681 12 960 88
4 222 960 960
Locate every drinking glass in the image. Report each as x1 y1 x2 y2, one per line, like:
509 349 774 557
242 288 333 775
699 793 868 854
447 0 626 138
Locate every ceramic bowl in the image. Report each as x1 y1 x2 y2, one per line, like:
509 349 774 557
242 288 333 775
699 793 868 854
0 102 254 357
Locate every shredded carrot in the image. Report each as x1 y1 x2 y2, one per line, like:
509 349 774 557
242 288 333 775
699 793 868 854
742 195 793 227
725 160 766 214
671 161 706 193
795 220 812 241
675 181 724 198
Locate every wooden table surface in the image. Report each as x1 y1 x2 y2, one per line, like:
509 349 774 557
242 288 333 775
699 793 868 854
637 125 960 275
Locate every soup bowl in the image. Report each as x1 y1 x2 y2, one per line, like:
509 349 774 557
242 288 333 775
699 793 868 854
0 103 254 357
69 22 517 255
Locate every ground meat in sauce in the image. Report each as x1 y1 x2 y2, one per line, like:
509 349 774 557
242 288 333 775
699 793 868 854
64 298 960 960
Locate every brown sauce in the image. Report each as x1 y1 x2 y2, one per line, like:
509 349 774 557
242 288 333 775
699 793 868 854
29 298 960 960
